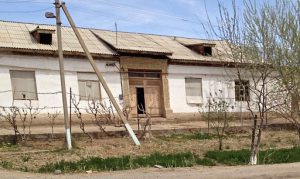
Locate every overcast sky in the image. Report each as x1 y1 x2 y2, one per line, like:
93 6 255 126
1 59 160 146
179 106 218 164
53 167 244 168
0 0 241 39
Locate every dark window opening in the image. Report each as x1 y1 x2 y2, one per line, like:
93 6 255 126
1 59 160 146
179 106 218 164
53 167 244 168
39 33 52 45
128 71 160 78
235 80 250 101
204 46 212 56
145 72 160 78
136 87 145 114
128 72 144 78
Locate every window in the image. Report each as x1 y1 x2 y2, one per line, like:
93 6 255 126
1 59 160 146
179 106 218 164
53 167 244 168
10 70 38 100
39 33 52 45
128 71 160 78
30 26 55 45
77 73 101 100
185 78 202 104
203 46 212 56
235 80 250 101
185 43 215 56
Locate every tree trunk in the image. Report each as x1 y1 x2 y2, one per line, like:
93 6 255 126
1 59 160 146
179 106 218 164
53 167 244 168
291 93 299 119
249 115 261 165
218 137 223 151
297 128 300 146
250 150 258 165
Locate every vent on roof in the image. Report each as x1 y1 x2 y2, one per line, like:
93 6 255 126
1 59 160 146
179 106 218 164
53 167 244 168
30 26 55 45
186 43 215 56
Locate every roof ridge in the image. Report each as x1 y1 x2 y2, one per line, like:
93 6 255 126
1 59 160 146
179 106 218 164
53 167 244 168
0 19 220 41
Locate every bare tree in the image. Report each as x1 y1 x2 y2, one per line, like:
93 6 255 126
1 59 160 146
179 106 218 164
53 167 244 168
16 101 45 142
0 106 21 143
260 0 300 143
204 0 284 164
47 111 61 139
239 0 300 162
202 91 233 150
71 96 93 142
136 105 152 139
17 107 28 142
86 99 116 137
24 100 44 137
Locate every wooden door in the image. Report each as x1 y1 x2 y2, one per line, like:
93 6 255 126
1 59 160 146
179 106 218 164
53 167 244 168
128 74 162 117
144 86 162 116
129 86 137 115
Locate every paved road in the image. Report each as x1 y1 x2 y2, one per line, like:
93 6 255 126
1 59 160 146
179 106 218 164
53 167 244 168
1 162 300 179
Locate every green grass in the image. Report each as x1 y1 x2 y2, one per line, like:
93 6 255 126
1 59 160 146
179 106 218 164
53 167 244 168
38 152 216 173
0 161 13 169
205 147 300 165
159 132 217 141
205 149 250 165
0 142 20 153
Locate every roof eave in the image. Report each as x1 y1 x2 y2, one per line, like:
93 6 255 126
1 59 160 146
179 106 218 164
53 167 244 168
0 47 118 59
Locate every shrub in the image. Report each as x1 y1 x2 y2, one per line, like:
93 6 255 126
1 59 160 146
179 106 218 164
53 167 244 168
205 149 250 165
38 152 210 173
205 147 300 165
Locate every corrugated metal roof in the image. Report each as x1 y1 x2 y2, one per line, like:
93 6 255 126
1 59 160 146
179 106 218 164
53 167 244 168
144 35 206 61
0 21 117 56
92 30 172 55
174 37 215 46
175 37 233 62
0 20 230 63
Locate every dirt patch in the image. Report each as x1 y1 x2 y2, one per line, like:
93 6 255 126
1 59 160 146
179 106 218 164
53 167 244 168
0 129 298 172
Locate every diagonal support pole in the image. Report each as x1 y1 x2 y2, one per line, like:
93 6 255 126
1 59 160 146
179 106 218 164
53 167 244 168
60 2 140 146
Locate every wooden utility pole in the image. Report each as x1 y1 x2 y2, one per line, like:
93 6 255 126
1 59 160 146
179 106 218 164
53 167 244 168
55 0 72 150
61 2 140 146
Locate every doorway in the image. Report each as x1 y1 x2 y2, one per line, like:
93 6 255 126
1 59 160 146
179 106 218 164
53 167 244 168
136 87 145 114
128 70 162 117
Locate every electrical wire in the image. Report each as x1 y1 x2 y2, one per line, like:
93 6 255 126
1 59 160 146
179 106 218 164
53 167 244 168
0 6 52 13
94 0 202 25
0 0 48 3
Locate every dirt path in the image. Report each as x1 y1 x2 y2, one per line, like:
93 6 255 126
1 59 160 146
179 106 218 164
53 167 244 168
1 162 300 179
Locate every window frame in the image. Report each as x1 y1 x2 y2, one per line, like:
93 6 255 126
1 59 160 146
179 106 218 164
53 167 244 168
203 46 212 56
77 72 101 101
10 70 38 100
128 70 161 79
235 80 250 101
39 33 52 45
185 77 203 104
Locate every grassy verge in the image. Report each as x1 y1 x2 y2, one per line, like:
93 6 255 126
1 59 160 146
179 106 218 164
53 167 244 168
159 132 217 141
0 160 13 169
205 147 300 165
38 152 215 173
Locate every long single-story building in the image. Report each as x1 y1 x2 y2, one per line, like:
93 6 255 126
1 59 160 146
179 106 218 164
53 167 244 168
0 20 250 119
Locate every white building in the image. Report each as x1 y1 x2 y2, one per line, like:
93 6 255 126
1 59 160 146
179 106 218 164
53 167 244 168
0 20 250 119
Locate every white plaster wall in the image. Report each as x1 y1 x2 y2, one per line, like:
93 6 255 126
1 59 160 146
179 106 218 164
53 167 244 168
0 54 122 113
0 67 13 106
168 65 249 113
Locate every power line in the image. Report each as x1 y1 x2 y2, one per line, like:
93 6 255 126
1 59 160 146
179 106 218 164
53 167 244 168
0 6 52 13
90 0 203 25
0 0 49 3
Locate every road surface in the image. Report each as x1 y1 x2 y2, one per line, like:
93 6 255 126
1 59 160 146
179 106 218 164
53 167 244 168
1 162 300 179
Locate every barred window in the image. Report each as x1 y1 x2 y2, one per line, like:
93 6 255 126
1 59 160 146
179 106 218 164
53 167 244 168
77 73 101 100
185 78 203 104
10 70 38 100
235 80 250 101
